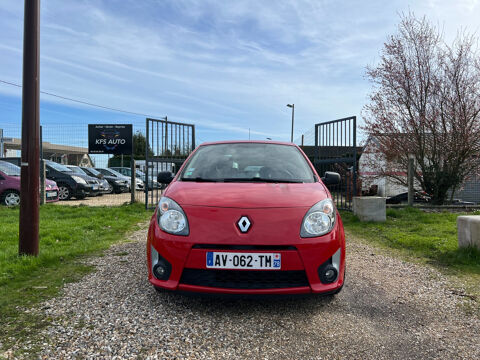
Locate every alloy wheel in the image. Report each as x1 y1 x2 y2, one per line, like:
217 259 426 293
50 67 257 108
4 192 20 206
58 186 70 200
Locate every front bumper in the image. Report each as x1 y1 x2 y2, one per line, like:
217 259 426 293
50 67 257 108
74 183 94 197
45 188 59 202
147 212 345 295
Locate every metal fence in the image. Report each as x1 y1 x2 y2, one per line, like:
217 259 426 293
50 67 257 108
0 121 162 207
314 116 358 210
145 117 195 209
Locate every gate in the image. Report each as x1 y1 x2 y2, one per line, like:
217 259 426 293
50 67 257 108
314 116 357 210
145 117 195 209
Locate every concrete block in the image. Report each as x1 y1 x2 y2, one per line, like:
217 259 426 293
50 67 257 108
352 197 386 222
457 216 480 250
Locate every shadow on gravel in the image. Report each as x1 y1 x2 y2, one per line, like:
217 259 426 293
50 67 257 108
148 283 339 319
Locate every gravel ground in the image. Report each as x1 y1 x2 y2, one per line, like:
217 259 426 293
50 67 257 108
53 193 146 206
8 227 480 359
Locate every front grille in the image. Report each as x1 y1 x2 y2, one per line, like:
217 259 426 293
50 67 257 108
180 268 309 289
192 244 297 251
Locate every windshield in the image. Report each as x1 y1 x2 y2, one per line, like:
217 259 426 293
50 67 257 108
46 160 72 173
97 168 124 177
0 161 21 176
67 166 86 175
180 143 315 183
82 167 101 176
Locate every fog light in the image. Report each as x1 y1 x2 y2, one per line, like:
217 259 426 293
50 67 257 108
317 249 341 284
320 265 338 284
153 264 166 278
151 245 172 281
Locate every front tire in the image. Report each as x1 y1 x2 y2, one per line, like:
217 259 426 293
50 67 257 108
58 184 72 200
1 190 20 206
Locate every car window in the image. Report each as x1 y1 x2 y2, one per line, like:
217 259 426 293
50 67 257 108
0 161 21 176
97 168 123 177
96 168 112 176
82 167 100 176
67 166 86 175
180 143 315 183
106 168 125 177
46 160 72 173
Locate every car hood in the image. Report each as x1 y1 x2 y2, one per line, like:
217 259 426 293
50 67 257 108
165 181 328 208
45 179 57 187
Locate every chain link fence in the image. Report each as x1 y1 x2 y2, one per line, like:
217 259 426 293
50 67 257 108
0 122 153 206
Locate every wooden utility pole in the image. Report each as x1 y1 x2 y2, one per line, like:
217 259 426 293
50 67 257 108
19 0 40 256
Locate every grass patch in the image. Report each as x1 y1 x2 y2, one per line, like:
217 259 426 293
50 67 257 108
0 203 152 355
341 207 480 311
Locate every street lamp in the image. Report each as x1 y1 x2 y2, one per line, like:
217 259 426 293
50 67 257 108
287 104 294 142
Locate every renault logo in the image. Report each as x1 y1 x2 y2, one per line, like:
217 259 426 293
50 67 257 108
237 216 251 233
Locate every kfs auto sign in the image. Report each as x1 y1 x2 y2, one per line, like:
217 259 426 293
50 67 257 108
88 124 133 154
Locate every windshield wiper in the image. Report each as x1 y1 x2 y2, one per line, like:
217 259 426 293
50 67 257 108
181 177 219 182
222 177 303 183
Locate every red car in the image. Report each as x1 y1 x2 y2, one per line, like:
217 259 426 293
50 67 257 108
0 160 59 206
147 141 345 295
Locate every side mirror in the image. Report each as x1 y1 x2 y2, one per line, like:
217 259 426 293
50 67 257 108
157 171 174 184
321 171 341 186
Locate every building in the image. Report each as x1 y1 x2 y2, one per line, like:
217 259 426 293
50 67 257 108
1 137 93 167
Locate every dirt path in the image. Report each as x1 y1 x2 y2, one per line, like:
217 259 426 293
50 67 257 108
10 228 480 359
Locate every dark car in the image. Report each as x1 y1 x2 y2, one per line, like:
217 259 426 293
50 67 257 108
1 157 95 201
110 167 156 190
67 165 111 195
386 191 431 204
94 168 133 192
82 167 129 194
45 160 97 200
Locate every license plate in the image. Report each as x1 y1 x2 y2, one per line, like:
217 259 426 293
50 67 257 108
93 185 99 190
206 252 281 269
46 191 57 198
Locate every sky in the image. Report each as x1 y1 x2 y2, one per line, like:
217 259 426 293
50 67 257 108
1 0 479 147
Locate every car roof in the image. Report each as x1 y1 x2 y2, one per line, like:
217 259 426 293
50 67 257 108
198 140 296 146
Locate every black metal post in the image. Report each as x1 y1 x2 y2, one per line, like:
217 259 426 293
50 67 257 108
145 118 149 210
130 159 135 204
191 125 195 150
352 116 357 200
291 104 295 143
19 0 40 256
39 125 45 205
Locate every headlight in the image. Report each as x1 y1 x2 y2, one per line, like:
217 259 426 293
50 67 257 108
136 179 144 184
300 199 336 237
115 180 124 184
156 196 189 236
71 176 87 185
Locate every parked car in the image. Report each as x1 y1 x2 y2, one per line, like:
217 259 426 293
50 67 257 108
45 160 97 200
95 167 144 191
148 141 345 296
82 167 129 194
110 167 158 190
0 160 59 205
66 165 111 195
386 191 431 204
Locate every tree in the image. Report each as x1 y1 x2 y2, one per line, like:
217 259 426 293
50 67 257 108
108 131 153 166
133 131 153 160
362 13 480 204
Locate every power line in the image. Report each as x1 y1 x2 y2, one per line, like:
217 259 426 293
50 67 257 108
0 79 165 118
